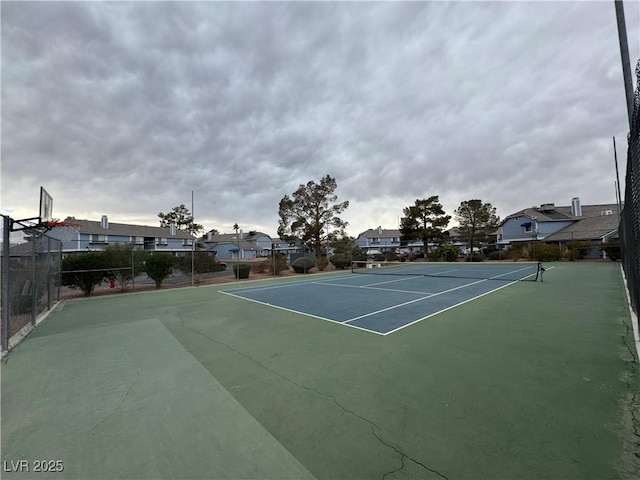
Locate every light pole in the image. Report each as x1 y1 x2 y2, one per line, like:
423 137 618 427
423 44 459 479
233 223 240 279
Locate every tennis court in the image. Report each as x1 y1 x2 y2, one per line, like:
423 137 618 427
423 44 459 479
220 261 543 334
1 262 638 479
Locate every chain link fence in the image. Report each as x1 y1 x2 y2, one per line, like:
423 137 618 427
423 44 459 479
619 60 640 325
1 217 62 352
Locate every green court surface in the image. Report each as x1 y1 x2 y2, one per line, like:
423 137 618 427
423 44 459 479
1 262 638 479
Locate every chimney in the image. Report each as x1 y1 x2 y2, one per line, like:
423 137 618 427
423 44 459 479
207 231 212 241
169 223 177 236
571 197 582 217
101 215 108 229
377 226 382 235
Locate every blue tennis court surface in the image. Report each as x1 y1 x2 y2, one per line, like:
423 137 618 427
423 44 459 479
220 263 542 335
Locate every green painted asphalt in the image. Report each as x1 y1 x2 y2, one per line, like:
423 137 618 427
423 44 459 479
1 262 638 479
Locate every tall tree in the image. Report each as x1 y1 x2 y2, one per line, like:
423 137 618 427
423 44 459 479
158 204 203 235
277 175 349 258
400 196 451 256
454 199 500 260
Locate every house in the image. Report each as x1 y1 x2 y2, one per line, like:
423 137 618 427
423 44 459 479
356 227 423 255
46 215 196 256
203 230 273 260
444 227 467 252
499 198 619 258
271 237 303 255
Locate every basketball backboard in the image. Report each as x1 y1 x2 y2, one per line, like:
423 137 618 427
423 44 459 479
8 186 53 232
39 187 53 224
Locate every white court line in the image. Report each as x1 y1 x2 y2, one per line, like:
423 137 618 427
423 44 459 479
218 290 385 336
219 265 552 336
382 280 519 335
310 281 435 296
380 265 555 335
344 278 492 324
220 273 355 295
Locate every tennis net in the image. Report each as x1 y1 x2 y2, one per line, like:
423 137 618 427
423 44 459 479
350 260 542 282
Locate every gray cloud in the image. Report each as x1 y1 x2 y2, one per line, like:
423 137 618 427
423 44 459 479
2 1 638 236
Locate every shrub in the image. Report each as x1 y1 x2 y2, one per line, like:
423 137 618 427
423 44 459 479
175 251 221 279
267 253 289 275
602 240 621 261
508 242 528 260
102 243 144 291
258 254 289 275
62 252 109 296
330 254 352 270
316 256 329 271
429 245 459 262
385 251 398 262
292 257 315 273
527 242 562 262
565 241 592 261
487 250 508 261
233 263 251 279
145 253 175 288
251 260 269 274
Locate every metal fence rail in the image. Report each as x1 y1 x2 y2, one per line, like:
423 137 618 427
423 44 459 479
619 60 640 325
1 219 61 353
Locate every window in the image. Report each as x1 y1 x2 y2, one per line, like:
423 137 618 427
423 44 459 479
183 239 193 246
520 221 532 233
90 234 107 243
133 236 144 245
156 237 167 245
371 237 380 244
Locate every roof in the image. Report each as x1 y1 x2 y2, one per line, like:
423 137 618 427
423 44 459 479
543 213 619 242
358 228 401 238
62 217 194 239
503 203 619 223
503 203 620 242
243 231 271 241
205 233 242 243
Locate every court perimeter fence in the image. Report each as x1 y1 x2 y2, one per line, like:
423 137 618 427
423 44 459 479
1 219 62 353
619 60 640 329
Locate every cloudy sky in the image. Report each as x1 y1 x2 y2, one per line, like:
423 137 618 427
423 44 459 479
2 0 639 238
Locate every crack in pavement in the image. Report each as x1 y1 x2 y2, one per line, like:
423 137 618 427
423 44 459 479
180 322 448 480
373 427 448 480
382 451 405 480
90 369 140 434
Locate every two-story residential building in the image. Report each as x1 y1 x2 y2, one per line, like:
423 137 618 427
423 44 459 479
203 230 273 260
499 198 619 257
356 227 424 256
47 215 196 256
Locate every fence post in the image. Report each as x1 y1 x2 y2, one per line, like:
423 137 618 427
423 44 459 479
2 215 11 353
31 235 37 325
47 236 51 311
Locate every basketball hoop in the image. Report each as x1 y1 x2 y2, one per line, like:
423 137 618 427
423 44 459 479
46 221 80 243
